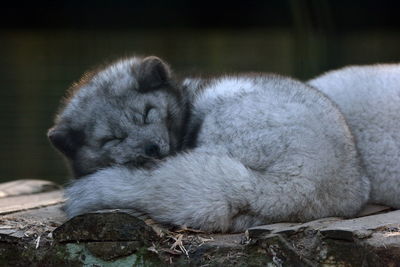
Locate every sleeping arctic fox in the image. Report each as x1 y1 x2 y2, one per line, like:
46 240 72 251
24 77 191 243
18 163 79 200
49 56 370 232
309 64 400 209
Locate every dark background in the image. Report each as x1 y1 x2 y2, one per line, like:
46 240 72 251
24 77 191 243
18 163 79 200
1 0 400 184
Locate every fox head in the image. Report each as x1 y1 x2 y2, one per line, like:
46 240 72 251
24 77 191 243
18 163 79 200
48 56 187 177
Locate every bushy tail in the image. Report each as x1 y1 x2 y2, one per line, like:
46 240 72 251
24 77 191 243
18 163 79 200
65 151 368 232
65 152 258 232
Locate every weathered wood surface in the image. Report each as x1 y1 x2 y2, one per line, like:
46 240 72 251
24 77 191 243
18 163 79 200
0 179 61 198
0 191 64 215
1 179 400 266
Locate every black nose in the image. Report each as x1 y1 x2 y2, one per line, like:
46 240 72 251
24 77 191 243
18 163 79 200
144 143 161 158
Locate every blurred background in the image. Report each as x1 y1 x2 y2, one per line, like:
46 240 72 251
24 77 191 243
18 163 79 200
1 0 400 185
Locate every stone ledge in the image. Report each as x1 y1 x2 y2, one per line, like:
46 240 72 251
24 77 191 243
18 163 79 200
1 179 400 266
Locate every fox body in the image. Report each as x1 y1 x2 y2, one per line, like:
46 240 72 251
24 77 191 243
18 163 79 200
309 64 400 208
50 56 370 232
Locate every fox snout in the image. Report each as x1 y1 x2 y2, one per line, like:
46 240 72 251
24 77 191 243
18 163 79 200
144 143 161 158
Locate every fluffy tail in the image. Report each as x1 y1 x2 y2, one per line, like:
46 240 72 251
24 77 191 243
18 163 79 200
65 151 368 232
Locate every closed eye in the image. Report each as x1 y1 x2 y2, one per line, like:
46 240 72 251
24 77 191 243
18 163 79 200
143 105 155 124
100 136 124 147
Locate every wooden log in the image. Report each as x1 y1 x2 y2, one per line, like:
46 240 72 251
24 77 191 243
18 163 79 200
0 190 64 215
0 179 61 198
0 179 400 266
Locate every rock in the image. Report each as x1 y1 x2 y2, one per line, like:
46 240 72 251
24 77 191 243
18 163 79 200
85 241 149 261
2 179 400 266
246 210 400 266
53 211 158 243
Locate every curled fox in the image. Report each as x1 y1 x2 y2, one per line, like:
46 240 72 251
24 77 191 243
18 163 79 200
48 56 399 232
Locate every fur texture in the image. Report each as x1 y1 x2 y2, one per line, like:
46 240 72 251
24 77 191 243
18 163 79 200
48 56 188 177
309 64 400 208
60 58 370 232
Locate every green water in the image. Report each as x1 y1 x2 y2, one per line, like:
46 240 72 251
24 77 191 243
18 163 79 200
1 28 399 184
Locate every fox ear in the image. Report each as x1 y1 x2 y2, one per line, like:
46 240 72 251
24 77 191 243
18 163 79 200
138 56 172 91
47 127 85 158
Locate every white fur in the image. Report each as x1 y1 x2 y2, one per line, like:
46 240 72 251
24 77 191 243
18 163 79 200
66 148 369 232
65 72 370 232
309 64 400 208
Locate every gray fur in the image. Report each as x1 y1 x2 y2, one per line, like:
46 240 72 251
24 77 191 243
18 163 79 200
309 64 400 208
61 59 370 232
48 56 187 177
